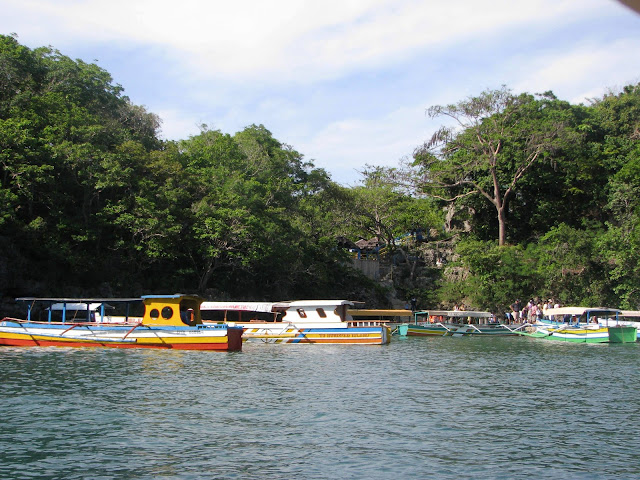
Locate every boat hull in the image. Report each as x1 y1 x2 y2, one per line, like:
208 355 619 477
607 326 638 343
240 325 391 345
517 325 617 343
0 320 243 351
402 323 517 337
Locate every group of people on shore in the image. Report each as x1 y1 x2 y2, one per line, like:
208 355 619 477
407 297 563 325
506 298 559 323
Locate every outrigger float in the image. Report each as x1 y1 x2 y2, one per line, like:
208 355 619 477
0 294 243 351
396 310 525 337
517 307 637 343
200 300 391 345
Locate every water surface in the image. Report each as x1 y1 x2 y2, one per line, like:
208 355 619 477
1 337 638 479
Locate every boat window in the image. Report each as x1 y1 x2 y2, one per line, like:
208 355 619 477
161 306 173 319
296 308 307 318
316 308 327 318
180 307 195 325
150 308 160 319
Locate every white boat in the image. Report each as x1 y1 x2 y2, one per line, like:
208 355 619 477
200 300 391 345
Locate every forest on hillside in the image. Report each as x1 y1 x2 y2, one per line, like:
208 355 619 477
1 34 639 314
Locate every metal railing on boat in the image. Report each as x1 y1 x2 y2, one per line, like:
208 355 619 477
347 320 389 327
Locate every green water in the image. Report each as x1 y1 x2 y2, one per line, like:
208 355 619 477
1 336 638 479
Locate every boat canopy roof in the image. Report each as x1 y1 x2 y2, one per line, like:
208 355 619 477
141 293 203 301
200 300 353 313
546 307 621 316
17 297 141 302
16 297 142 306
416 310 493 318
349 309 413 317
200 301 289 313
287 300 353 308
47 302 114 311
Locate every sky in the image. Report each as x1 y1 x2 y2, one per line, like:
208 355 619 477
3 0 640 185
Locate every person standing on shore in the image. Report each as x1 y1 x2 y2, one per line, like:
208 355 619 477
511 299 521 323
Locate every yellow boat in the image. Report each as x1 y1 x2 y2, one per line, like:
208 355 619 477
0 294 243 351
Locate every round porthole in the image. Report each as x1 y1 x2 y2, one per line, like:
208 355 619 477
150 308 159 319
161 306 173 319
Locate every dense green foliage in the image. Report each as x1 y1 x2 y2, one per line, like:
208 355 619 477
1 35 639 313
0 35 395 302
413 85 640 311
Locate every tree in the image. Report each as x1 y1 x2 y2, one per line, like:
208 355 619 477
593 84 640 307
532 223 609 306
347 166 441 271
0 35 164 294
0 35 402 303
442 239 540 313
413 86 571 246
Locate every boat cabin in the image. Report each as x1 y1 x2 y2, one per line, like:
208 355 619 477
141 294 205 326
285 300 354 323
199 300 355 324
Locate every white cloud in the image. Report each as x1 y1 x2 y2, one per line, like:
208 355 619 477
298 104 438 185
155 108 204 140
6 0 608 84
3 0 639 185
510 37 640 103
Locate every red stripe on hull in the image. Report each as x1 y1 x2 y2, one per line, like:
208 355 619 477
0 338 240 351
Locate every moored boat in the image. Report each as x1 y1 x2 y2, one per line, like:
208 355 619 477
0 294 243 351
616 310 640 340
517 307 637 343
200 300 391 345
397 310 522 337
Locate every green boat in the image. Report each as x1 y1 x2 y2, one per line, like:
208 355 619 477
517 307 637 343
397 310 524 337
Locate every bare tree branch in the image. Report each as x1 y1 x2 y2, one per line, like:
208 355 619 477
413 87 566 245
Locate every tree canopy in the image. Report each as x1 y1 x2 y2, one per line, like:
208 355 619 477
412 87 576 246
410 84 640 310
2 34 640 313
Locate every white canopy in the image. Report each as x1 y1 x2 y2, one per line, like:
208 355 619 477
417 310 493 318
48 303 106 311
545 307 621 317
200 302 288 313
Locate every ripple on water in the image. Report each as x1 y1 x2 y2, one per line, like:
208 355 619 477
0 339 639 479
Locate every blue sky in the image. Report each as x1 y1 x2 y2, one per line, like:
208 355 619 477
3 0 640 185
